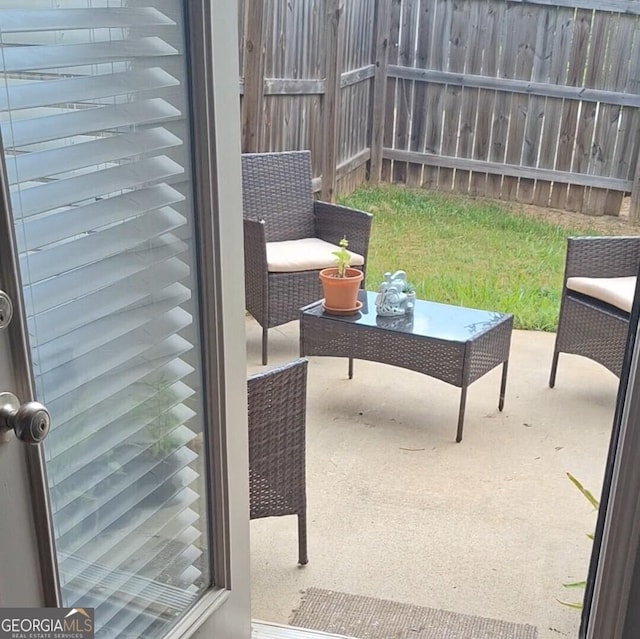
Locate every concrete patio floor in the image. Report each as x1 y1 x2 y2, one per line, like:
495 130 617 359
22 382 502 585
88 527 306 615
245 315 618 639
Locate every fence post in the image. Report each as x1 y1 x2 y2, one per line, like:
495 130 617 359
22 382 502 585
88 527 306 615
321 0 345 202
241 1 265 152
631 158 640 224
368 0 392 184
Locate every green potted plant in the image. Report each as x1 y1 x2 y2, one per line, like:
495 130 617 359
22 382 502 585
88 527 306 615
319 237 363 314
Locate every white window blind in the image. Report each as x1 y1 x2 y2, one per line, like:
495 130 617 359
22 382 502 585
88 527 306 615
0 3 210 637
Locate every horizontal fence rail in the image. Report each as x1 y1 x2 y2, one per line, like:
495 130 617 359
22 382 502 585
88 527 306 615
238 0 640 220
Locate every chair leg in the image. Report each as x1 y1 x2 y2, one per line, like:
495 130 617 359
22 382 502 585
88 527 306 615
262 327 268 365
297 511 308 565
549 351 559 388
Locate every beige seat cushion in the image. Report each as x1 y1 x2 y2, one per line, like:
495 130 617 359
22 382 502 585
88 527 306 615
566 276 636 313
266 237 365 273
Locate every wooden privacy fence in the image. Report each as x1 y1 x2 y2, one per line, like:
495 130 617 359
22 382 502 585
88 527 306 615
239 0 379 200
238 0 640 220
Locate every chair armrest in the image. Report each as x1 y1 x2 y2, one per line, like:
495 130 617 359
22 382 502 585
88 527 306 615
313 201 373 263
243 218 268 319
564 236 640 281
243 217 267 269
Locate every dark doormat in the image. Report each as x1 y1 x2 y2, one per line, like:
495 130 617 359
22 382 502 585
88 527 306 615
289 588 538 639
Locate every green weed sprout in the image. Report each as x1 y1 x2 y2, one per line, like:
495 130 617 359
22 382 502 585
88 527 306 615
558 472 600 610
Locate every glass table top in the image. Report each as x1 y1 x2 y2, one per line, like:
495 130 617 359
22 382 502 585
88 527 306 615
302 290 511 342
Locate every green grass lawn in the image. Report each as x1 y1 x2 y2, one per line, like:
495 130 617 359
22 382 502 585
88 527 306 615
339 185 623 331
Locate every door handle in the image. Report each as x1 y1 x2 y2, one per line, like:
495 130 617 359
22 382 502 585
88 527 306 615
0 289 13 329
0 392 50 444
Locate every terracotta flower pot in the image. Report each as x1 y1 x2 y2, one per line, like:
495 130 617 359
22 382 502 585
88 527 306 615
319 267 363 312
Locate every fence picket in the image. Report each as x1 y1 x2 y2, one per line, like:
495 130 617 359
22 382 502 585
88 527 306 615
439 0 464 192
469 0 495 196
453 0 481 194
241 0 265 152
382 0 403 183
579 11 611 215
518 8 552 203
392 0 419 184
607 16 640 216
485 3 515 198
407 0 433 187
369 0 392 182
503 4 537 202
420 0 451 189
552 9 591 211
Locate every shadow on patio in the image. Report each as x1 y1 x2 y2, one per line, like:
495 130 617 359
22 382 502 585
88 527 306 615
245 315 617 639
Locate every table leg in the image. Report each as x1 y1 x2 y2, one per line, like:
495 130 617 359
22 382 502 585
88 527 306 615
499 360 509 411
456 387 468 443
348 357 354 379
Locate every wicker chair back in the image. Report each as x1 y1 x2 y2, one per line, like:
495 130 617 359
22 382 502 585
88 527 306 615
247 357 308 565
241 150 315 242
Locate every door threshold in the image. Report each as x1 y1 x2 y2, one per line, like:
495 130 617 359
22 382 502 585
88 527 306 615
252 620 352 639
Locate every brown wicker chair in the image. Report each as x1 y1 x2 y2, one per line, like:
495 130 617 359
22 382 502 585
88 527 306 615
242 150 372 364
248 357 308 565
550 236 640 386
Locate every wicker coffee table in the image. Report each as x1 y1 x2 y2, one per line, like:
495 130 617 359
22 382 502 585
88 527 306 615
300 291 513 442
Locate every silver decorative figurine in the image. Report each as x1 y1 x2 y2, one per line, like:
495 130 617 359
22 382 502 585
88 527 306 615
375 270 415 317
